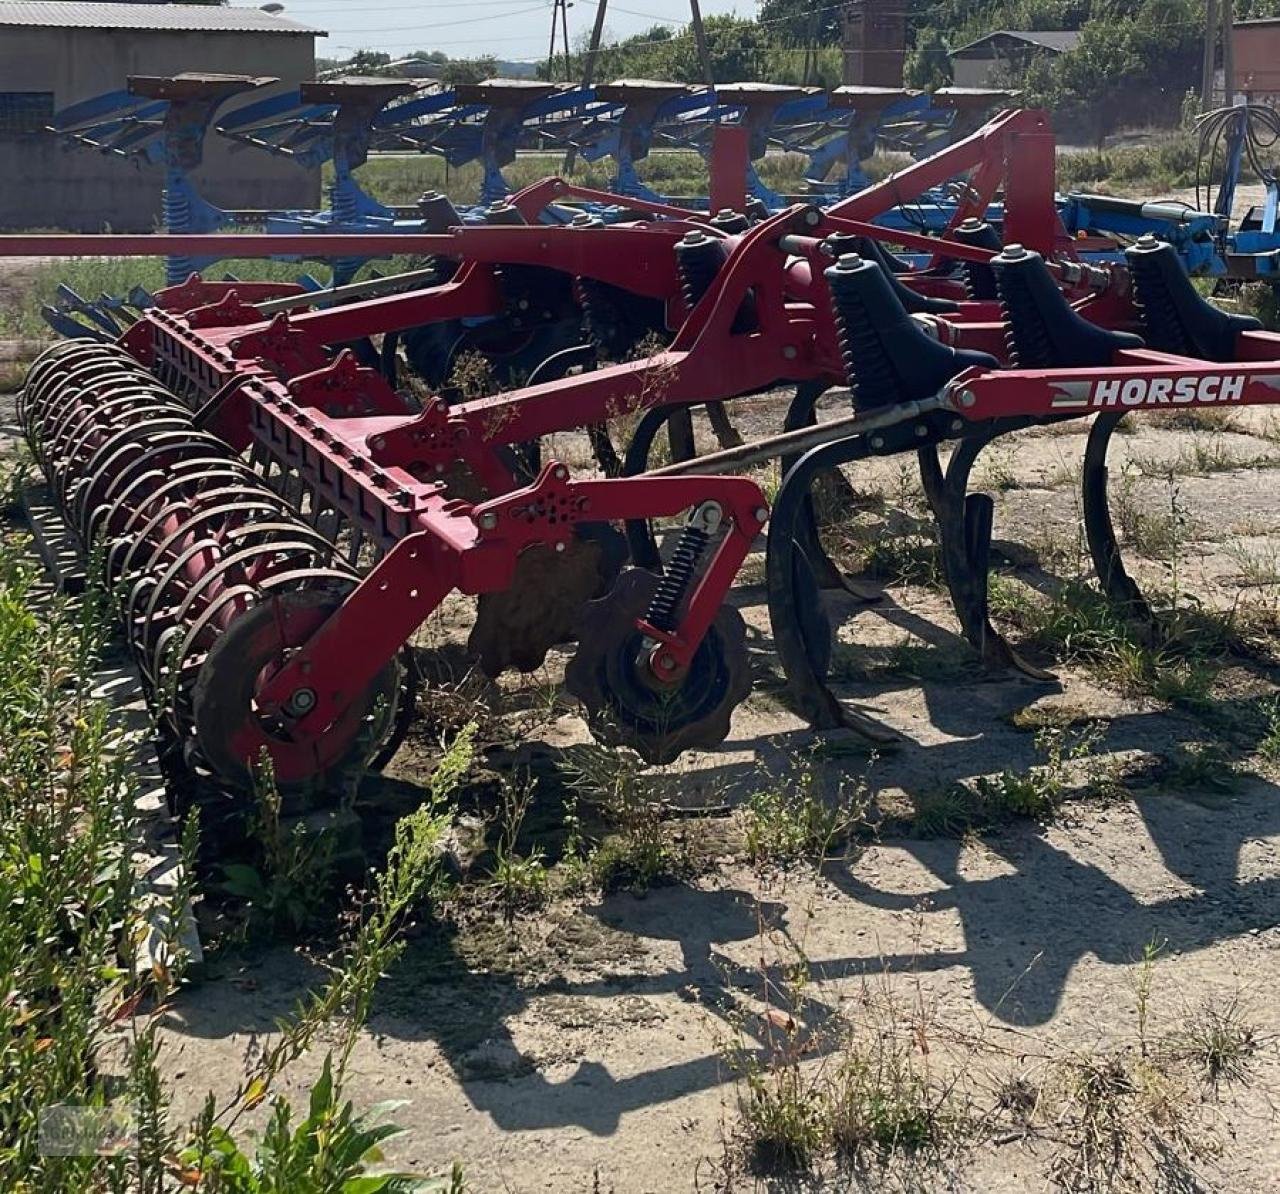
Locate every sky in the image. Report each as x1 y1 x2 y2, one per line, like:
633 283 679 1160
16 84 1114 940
258 0 756 64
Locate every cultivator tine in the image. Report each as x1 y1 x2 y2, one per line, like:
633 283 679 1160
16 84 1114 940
765 432 899 742
1081 410 1156 626
39 304 112 341
54 284 127 337
779 381 879 601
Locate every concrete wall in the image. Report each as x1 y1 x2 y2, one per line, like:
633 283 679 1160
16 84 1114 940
0 26 321 230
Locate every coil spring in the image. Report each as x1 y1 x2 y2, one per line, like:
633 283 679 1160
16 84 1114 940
162 172 194 287
675 234 725 310
578 278 617 353
825 262 903 410
952 220 1001 301
1127 250 1191 356
992 257 1055 368
644 524 711 633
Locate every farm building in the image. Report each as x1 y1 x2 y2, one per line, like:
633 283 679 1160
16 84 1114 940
0 1 325 230
948 30 1080 89
1234 18 1280 102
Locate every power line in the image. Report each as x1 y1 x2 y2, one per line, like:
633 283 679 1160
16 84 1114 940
325 3 550 35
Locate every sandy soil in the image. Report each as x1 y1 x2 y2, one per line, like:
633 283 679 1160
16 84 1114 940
101 398 1280 1192
5 334 1280 1188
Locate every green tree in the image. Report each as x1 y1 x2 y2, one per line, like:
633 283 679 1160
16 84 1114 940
440 56 499 85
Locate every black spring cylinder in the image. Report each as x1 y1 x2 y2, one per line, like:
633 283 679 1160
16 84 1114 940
1127 240 1192 355
1124 233 1257 361
709 207 750 234
992 244 1144 367
824 253 998 412
483 202 526 226
990 245 1056 367
645 524 711 632
674 230 756 332
822 233 957 315
579 278 665 360
952 218 1002 300
824 254 907 410
674 230 727 308
418 190 462 232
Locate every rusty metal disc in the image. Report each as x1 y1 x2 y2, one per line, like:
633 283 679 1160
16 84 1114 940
467 521 628 676
563 567 751 765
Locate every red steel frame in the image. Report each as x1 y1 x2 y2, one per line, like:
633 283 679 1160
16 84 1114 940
13 106 1199 758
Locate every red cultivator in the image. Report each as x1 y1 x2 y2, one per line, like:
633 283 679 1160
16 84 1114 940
13 105 1280 798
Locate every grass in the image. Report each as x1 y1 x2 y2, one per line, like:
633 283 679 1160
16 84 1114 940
486 772 549 923
346 146 895 210
913 722 1110 835
727 959 964 1179
1166 994 1258 1087
987 570 1240 712
1055 133 1199 193
557 744 701 893
0 518 469 1188
1131 434 1273 479
0 256 327 340
742 760 869 866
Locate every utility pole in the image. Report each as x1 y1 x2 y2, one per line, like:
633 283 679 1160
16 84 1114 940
688 0 715 86
1202 0 1217 107
560 0 572 81
562 0 609 171
1221 0 1235 105
547 0 572 83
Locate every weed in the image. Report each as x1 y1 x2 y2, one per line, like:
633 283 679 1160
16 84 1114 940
1237 279 1280 329
735 1051 829 1172
447 348 498 400
1166 994 1258 1087
1133 938 1162 1057
0 534 469 1188
487 772 548 922
1147 406 1241 434
0 543 146 1188
1258 696 1280 763
560 744 697 892
1162 740 1238 793
911 786 980 837
220 751 339 937
1133 434 1267 478
743 759 869 866
970 723 1106 824
1226 539 1280 588
1046 1048 1212 1194
989 573 1229 709
1054 133 1198 192
828 1039 950 1160
1110 463 1187 560
978 443 1020 492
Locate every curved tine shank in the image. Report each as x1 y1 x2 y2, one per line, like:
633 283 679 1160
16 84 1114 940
937 428 1056 680
781 380 880 601
1082 410 1156 624
767 432 900 744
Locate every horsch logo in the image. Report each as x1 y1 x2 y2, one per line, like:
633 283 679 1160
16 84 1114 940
1050 374 1247 411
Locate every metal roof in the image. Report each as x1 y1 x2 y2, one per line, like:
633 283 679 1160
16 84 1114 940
952 30 1082 56
0 2 323 35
